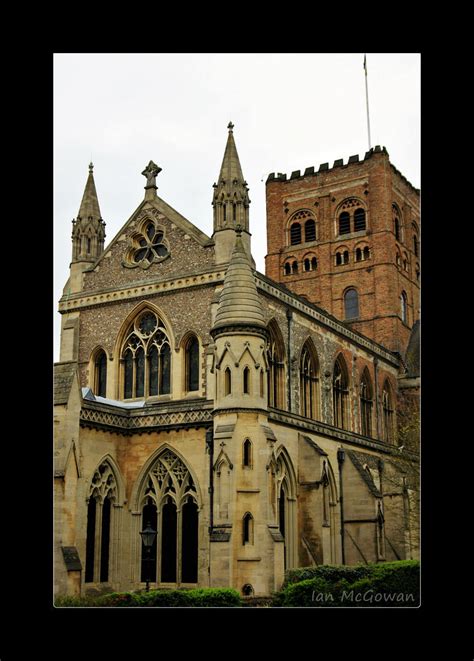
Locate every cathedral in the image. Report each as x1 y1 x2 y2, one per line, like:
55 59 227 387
54 124 420 598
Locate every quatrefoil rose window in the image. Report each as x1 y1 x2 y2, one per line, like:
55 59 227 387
124 220 170 269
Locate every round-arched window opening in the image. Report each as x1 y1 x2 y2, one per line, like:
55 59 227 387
242 584 254 596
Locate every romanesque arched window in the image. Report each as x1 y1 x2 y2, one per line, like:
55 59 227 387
305 218 316 242
333 355 349 430
224 367 232 396
121 310 171 399
363 246 370 260
290 223 302 245
360 368 373 437
94 349 107 398
85 461 118 584
185 335 199 393
354 207 366 232
382 380 395 444
393 204 403 242
299 340 319 419
401 291 408 324
267 321 285 409
292 260 298 274
284 262 291 275
243 366 250 394
140 449 199 585
338 211 351 235
344 288 359 319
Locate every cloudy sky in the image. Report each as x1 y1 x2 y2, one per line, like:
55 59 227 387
54 53 420 361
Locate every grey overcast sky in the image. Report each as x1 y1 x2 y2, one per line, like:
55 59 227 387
54 52 420 361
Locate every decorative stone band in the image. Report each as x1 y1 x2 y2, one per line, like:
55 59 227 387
210 323 268 341
58 268 226 313
80 400 213 435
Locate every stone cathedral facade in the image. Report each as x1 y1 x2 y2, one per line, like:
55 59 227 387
54 124 420 598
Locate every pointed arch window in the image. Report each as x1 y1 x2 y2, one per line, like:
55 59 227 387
185 335 200 393
243 512 254 544
243 366 250 394
344 289 359 320
139 450 199 585
300 342 319 419
224 367 232 396
94 350 107 398
121 311 171 399
382 381 395 443
360 369 373 437
267 322 285 409
85 461 118 583
333 356 349 430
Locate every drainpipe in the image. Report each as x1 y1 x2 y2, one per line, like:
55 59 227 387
286 307 293 412
337 447 346 565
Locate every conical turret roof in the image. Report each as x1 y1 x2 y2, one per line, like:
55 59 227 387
217 122 245 185
213 229 265 331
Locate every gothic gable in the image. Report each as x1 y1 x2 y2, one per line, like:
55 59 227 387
82 197 215 292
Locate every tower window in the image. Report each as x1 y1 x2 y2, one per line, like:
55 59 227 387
344 289 359 319
355 248 362 262
336 252 342 266
243 366 250 394
223 204 226 223
233 203 236 222
305 218 316 242
343 250 349 265
354 208 366 232
290 223 302 245
224 367 232 396
243 439 252 468
87 237 91 253
284 262 291 275
311 256 317 270
292 261 298 274
304 258 310 272
400 291 408 324
339 212 351 235
363 246 370 260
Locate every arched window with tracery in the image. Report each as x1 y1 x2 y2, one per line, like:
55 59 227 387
140 449 199 585
85 461 118 584
360 368 373 437
185 335 200 393
333 355 349 430
94 349 107 398
338 198 367 236
382 380 395 444
267 321 285 409
121 310 171 399
300 340 319 419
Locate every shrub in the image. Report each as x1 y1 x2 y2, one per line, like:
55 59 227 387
55 587 242 608
275 560 420 607
186 588 241 607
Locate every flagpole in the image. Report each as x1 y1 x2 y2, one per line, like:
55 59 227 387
364 53 372 150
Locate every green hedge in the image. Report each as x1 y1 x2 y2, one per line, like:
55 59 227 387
55 587 242 608
275 560 420 607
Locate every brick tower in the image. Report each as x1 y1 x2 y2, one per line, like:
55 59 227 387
264 146 420 356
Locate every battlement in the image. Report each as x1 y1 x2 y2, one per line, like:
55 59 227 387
266 146 419 195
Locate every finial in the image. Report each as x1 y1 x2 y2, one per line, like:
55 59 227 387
142 160 162 189
227 121 234 131
235 224 243 236
89 162 94 173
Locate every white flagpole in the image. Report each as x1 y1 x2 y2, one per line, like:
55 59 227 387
364 54 372 150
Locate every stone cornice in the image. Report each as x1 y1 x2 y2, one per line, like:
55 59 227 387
256 274 399 367
268 408 397 455
59 268 226 313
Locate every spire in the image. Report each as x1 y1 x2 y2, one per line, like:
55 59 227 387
212 122 250 234
77 162 102 222
71 163 106 263
212 227 265 333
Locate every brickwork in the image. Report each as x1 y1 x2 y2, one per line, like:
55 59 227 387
264 148 420 354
